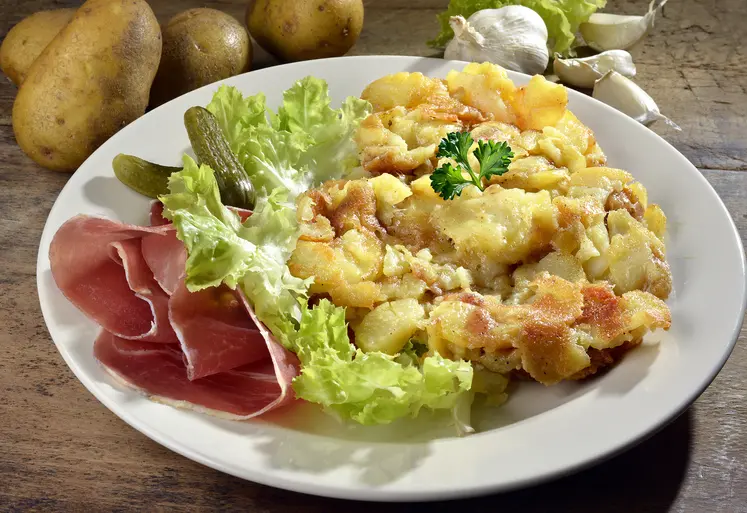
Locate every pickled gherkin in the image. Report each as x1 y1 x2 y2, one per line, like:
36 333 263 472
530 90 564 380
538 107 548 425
112 154 179 199
184 106 256 210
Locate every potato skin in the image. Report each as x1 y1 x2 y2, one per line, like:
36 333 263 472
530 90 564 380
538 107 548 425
12 0 162 172
149 8 251 108
247 0 364 62
0 9 76 86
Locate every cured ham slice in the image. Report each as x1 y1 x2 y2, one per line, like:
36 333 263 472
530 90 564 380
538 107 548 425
108 238 176 342
144 203 271 380
50 216 177 343
142 202 186 296
94 330 299 420
141 232 185 296
149 201 169 226
169 281 271 380
237 288 301 400
53 203 300 420
108 239 159 295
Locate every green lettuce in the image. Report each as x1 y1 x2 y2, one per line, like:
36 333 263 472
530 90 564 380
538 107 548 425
206 85 268 155
428 0 607 55
161 161 474 426
160 155 250 290
292 300 474 425
238 126 312 200
273 80 373 184
160 155 310 334
162 78 475 429
206 77 371 200
166 76 371 333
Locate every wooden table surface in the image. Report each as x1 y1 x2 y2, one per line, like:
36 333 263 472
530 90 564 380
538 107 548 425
1 0 746 511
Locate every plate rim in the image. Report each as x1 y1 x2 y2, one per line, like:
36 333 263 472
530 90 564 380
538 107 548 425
36 55 747 502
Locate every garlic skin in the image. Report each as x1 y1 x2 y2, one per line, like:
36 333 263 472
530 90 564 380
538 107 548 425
580 0 668 52
554 50 636 88
444 7 549 76
593 71 680 130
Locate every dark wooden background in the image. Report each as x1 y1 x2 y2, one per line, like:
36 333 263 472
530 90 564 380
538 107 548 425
1 0 745 511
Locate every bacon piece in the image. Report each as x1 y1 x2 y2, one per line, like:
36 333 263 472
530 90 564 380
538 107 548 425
49 216 176 342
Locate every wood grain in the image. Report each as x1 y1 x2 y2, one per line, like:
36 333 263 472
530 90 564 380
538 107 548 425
0 0 745 511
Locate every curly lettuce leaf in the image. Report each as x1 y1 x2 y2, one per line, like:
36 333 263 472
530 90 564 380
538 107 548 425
160 155 251 289
429 0 607 54
165 80 475 429
273 76 340 136
300 95 373 184
161 159 475 428
160 156 309 332
206 85 268 154
236 126 312 200
273 77 372 181
206 78 371 201
238 190 311 335
291 300 474 425
167 77 371 342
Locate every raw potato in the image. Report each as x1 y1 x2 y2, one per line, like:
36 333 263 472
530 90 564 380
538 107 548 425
0 9 76 86
12 0 162 172
149 8 251 107
246 0 364 62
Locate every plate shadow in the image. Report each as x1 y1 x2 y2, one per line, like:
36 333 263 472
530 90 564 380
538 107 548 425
197 407 692 511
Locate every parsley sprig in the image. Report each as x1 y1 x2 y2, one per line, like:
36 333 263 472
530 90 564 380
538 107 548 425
430 132 514 200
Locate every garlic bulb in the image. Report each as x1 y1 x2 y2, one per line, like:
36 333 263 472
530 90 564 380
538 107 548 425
444 7 549 76
580 0 668 51
554 50 636 88
593 71 680 130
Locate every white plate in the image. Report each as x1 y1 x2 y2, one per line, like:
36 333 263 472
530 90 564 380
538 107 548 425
37 56 746 501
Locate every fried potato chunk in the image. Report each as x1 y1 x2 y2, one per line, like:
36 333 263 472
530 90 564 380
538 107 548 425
354 298 426 355
431 185 557 265
512 75 568 131
356 105 463 175
446 62 518 124
357 72 487 175
425 274 670 385
288 62 673 391
606 209 672 299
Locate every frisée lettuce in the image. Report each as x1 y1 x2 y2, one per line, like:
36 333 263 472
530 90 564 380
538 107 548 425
161 156 310 341
294 300 473 425
206 77 371 200
161 77 476 430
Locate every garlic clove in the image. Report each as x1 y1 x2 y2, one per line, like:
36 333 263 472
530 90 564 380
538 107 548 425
554 50 636 88
444 7 549 76
592 71 680 130
580 0 668 51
